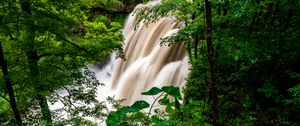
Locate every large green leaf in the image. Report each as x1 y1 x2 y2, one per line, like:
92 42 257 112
151 115 169 126
131 100 150 110
120 106 139 113
107 100 150 126
141 87 162 95
106 110 125 126
161 86 182 100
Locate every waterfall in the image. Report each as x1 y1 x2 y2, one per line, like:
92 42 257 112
51 0 189 110
106 1 189 105
49 1 189 124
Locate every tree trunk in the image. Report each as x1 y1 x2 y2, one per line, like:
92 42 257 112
192 13 199 59
204 0 218 125
0 41 23 125
20 0 52 123
26 47 52 123
194 35 199 59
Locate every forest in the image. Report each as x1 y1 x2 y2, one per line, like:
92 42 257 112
0 0 300 126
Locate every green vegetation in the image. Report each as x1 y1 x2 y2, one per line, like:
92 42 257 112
0 0 124 125
1 0 300 125
107 86 183 126
129 0 300 125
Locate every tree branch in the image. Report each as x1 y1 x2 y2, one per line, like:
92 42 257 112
38 52 72 60
48 31 88 52
148 93 164 115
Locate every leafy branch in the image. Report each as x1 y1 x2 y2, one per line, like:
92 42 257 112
106 86 182 126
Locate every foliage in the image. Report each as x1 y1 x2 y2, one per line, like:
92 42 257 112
135 0 300 125
106 86 186 126
1 0 300 125
0 0 124 125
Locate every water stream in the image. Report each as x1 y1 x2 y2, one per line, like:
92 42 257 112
49 0 189 124
100 0 189 105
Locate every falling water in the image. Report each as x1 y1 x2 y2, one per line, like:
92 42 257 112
108 1 190 105
50 0 189 110
49 1 189 125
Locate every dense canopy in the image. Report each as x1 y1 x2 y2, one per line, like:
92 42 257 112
1 0 300 126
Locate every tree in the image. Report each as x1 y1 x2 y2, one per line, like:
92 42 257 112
0 0 124 125
0 1 23 124
131 0 300 125
0 41 22 125
204 0 217 125
20 0 53 122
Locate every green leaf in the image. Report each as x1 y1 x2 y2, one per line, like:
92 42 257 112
131 100 150 110
120 106 139 113
165 105 174 114
53 123 64 126
141 87 162 95
161 86 182 100
158 95 170 105
151 116 169 126
106 111 125 126
154 120 169 126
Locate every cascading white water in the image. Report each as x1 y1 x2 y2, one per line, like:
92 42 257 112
104 1 190 105
50 0 190 109
49 1 189 125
